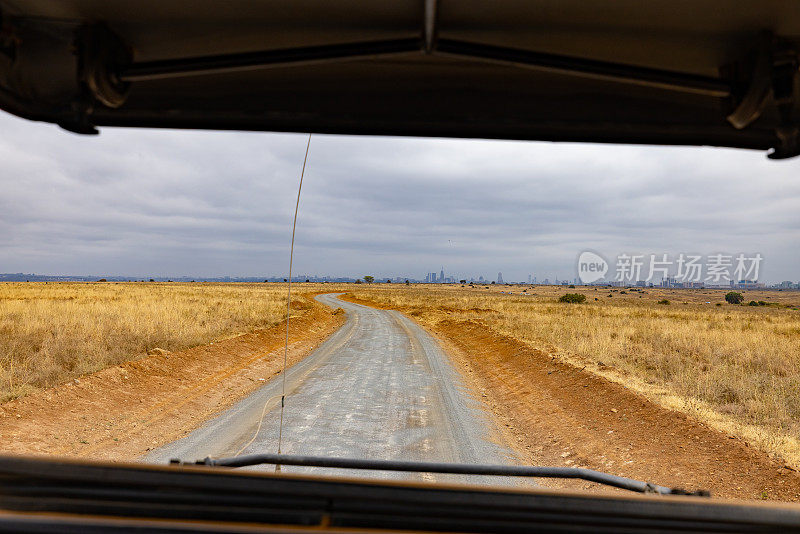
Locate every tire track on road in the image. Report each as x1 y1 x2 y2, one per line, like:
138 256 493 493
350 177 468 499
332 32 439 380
146 294 520 485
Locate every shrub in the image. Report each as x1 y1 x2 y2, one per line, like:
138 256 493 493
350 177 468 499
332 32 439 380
748 300 759 306
568 284 575 288
725 291 744 304
658 299 670 305
559 293 586 303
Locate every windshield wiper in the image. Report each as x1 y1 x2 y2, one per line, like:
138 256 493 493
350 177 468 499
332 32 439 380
170 453 709 496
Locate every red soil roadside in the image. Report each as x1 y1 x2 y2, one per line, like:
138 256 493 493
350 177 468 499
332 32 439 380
0 294 343 461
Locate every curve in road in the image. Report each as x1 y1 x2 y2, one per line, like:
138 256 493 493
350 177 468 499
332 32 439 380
145 293 520 483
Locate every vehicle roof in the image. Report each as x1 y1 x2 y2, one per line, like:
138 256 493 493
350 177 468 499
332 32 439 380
0 1 798 157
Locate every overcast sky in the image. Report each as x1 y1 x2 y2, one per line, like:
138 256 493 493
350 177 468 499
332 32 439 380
0 112 798 283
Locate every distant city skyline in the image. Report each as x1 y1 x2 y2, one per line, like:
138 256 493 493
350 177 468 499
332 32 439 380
5 269 798 288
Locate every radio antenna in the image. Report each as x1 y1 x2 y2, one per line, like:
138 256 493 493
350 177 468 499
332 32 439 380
276 133 312 466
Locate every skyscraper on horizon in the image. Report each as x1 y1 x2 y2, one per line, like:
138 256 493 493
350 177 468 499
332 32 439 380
497 272 504 284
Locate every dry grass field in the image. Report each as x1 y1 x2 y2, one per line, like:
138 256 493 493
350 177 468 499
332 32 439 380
345 283 800 468
0 282 303 401
5 279 800 492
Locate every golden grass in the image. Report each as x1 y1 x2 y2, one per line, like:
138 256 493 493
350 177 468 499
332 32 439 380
6 280 800 466
0 282 313 401
345 284 800 467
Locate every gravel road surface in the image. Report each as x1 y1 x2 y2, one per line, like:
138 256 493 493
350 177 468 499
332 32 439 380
145 293 520 483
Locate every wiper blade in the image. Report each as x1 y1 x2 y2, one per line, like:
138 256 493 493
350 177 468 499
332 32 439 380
170 453 709 496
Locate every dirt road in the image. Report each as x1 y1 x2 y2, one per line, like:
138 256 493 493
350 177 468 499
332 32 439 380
145 294 519 483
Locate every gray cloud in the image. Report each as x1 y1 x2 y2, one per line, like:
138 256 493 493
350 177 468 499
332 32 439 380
0 113 798 282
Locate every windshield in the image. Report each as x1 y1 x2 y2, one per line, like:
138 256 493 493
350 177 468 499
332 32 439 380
1 111 799 501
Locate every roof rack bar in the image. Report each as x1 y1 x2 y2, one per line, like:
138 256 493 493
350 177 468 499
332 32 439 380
172 453 709 496
423 0 439 54
120 38 422 82
120 35 731 99
436 39 732 97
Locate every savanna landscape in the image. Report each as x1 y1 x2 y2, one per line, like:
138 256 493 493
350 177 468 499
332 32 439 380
0 282 344 459
2 280 800 500
345 283 800 469
0 282 293 401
